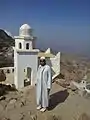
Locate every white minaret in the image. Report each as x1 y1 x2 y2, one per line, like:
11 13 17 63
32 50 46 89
14 24 39 89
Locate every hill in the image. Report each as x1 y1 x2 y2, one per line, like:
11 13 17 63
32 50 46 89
0 29 14 67
55 52 90 88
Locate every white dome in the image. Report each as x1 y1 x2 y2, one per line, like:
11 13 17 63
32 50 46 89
19 24 32 37
20 24 31 30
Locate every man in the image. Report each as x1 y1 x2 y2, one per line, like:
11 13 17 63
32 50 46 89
36 56 52 112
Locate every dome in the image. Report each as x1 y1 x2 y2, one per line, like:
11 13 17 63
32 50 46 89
19 24 32 37
20 24 31 30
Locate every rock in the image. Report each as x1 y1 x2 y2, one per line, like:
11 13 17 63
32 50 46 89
1 117 11 120
78 89 86 97
27 111 32 115
0 96 6 101
56 79 70 88
5 91 19 102
5 85 12 91
0 70 6 82
9 99 16 104
0 86 5 96
84 92 90 99
21 99 26 106
15 99 26 108
30 114 37 120
6 99 16 111
18 113 25 120
0 101 8 109
70 82 77 91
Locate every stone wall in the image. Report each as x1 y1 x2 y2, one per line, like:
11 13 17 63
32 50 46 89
0 52 61 82
0 67 14 74
50 52 61 79
45 52 61 79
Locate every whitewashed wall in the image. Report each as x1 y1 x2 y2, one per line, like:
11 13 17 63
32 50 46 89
44 52 61 79
14 50 38 89
0 52 61 86
50 52 61 79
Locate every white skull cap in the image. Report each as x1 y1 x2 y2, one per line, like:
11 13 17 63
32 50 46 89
40 56 45 60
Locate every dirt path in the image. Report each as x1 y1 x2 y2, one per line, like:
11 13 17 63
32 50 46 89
0 83 90 120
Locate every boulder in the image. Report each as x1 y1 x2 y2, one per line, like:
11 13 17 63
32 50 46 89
70 82 78 91
0 70 6 82
0 86 5 96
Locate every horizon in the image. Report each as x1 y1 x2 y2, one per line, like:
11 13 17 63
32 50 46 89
0 0 90 57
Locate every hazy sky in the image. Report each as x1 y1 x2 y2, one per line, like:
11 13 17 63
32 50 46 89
0 0 90 56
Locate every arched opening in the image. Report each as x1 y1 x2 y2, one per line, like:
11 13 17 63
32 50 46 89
7 69 10 73
26 43 29 49
19 43 22 49
12 68 14 73
24 67 31 86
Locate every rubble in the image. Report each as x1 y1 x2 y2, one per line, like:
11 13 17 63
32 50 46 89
69 79 90 97
0 96 6 101
55 79 70 88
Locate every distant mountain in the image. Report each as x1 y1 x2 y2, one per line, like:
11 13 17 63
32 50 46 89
0 29 15 67
4 30 13 38
0 29 14 49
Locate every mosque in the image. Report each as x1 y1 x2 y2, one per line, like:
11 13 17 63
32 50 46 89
0 24 61 89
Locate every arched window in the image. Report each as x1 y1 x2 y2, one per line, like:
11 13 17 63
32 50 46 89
12 68 14 73
26 43 29 49
19 43 22 49
7 69 10 73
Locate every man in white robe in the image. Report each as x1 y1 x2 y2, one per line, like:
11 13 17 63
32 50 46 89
36 56 52 112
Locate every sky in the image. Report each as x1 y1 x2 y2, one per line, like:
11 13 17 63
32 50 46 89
0 0 90 57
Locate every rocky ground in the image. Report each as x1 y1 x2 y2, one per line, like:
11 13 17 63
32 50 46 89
55 53 90 88
0 52 90 120
0 83 90 120
0 29 14 68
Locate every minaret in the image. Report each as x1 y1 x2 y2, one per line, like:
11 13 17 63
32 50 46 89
14 24 39 89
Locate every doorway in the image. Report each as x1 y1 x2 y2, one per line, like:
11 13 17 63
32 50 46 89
24 67 32 87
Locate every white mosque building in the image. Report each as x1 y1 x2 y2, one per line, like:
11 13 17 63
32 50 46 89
0 24 61 89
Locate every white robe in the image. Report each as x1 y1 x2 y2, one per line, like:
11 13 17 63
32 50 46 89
36 65 52 108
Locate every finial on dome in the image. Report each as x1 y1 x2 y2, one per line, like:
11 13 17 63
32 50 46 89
19 24 32 37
